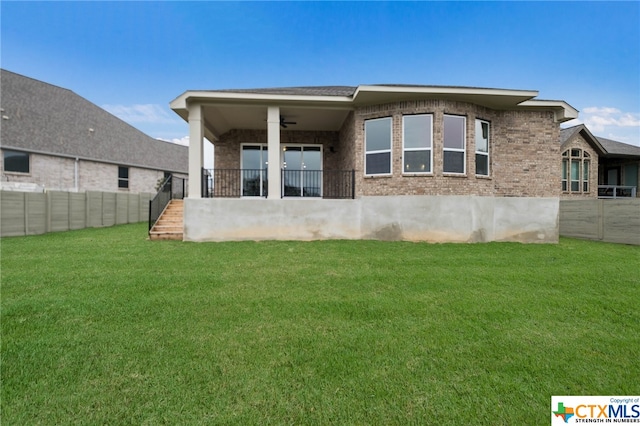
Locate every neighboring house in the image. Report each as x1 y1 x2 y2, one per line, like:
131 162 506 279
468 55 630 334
170 84 578 243
1 69 187 194
560 124 640 198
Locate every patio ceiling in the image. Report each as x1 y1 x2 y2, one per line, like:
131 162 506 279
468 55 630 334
201 104 352 136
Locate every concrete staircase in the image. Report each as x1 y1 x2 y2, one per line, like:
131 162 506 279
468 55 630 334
149 200 183 241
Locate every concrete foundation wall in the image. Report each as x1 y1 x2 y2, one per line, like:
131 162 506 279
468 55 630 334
184 196 559 243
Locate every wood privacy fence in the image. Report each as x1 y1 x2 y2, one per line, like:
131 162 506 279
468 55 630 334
559 199 640 245
1 190 154 237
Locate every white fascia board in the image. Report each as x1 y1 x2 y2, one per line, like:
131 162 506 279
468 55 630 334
170 91 353 110
518 100 579 122
354 85 539 99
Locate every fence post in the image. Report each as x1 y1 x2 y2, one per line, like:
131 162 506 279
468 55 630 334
597 199 604 240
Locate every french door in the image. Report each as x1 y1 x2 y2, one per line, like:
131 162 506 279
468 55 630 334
241 145 268 197
241 144 323 198
282 146 322 197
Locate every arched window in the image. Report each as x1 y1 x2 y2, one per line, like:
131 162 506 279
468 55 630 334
562 149 590 193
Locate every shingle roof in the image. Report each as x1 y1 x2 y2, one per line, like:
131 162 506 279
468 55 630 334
201 84 537 98
207 86 358 97
1 69 187 173
561 124 640 158
597 136 640 157
560 125 582 145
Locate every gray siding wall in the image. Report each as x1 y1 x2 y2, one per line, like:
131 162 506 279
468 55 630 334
559 199 640 245
1 190 153 237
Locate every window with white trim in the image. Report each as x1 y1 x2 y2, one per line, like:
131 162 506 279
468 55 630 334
475 120 490 176
403 114 432 174
443 115 466 174
562 149 590 193
365 117 392 176
118 166 129 189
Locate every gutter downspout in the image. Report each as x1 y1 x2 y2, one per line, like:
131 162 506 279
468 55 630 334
74 157 79 192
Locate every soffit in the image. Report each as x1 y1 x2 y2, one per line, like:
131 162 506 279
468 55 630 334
200 104 351 136
353 85 539 109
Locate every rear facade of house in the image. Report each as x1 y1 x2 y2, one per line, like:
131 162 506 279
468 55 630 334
171 85 578 243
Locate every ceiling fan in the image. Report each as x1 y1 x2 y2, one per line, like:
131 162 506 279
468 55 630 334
280 115 297 128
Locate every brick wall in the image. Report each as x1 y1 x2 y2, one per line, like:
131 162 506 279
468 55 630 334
351 100 560 198
1 151 170 194
214 129 341 170
560 133 599 198
212 100 561 198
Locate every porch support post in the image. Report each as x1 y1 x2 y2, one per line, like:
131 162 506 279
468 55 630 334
267 106 281 199
187 103 204 198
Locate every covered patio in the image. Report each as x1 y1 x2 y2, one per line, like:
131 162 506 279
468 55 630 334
170 87 357 200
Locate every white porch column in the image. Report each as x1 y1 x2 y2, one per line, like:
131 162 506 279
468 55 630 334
267 106 281 199
187 103 204 198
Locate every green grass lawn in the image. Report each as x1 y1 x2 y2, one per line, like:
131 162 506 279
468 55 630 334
2 223 639 425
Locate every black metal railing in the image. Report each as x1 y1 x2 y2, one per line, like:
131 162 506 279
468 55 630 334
598 185 637 199
205 168 268 198
202 168 213 198
148 174 186 231
201 169 355 199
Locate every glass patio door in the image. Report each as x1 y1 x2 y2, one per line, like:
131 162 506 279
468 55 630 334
282 146 322 197
241 145 268 197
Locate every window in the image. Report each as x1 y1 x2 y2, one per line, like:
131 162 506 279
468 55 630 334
475 120 490 176
365 117 392 175
561 149 589 193
624 164 638 187
241 145 268 197
561 152 568 191
118 166 129 189
403 114 432 174
443 115 466 174
3 150 29 173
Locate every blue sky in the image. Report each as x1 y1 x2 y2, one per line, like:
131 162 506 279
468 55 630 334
2 1 639 149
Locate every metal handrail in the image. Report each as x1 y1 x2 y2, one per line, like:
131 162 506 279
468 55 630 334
148 175 186 231
598 185 637 199
202 168 355 199
282 169 355 199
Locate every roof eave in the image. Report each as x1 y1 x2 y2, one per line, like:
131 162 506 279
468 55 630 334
518 100 579 123
170 90 353 112
353 85 540 109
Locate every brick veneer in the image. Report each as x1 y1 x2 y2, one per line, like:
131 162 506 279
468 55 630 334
560 134 599 198
214 99 561 198
1 151 172 193
352 100 560 198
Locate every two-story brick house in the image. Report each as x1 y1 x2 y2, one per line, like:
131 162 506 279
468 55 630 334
170 84 578 243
